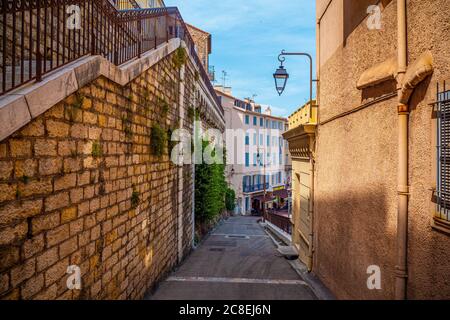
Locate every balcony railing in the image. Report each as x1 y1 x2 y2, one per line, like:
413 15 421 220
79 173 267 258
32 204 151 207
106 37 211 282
0 1 223 114
243 183 269 193
111 0 141 10
264 210 292 235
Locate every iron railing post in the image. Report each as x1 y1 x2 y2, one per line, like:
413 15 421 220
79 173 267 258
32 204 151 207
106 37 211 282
138 19 142 58
91 0 96 55
36 0 42 82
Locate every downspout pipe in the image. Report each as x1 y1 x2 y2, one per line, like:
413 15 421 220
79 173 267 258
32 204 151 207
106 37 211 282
395 0 408 301
395 0 434 298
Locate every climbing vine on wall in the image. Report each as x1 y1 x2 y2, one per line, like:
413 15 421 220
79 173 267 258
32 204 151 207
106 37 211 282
173 47 187 69
150 123 168 157
195 140 227 222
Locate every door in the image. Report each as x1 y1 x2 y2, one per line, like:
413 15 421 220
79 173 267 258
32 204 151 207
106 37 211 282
292 160 312 270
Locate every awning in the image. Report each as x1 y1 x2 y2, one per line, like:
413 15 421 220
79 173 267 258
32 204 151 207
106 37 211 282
253 195 275 202
273 189 289 199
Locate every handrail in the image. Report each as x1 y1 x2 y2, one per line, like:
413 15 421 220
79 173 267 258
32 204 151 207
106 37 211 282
264 210 292 235
0 0 223 114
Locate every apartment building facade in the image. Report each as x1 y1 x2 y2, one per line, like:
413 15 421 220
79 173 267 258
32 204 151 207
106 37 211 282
305 0 450 299
216 87 291 215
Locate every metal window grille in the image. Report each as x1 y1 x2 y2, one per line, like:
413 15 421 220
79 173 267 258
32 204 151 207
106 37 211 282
437 81 450 221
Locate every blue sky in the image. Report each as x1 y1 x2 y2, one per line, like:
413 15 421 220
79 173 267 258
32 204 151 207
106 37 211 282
165 0 316 118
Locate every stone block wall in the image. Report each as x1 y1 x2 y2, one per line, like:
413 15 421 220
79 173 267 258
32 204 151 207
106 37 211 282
0 49 199 299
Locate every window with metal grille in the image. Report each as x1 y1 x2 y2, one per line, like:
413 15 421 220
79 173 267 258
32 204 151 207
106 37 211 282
436 83 450 222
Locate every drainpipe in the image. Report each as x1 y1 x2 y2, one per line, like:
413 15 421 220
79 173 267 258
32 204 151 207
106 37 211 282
395 0 408 301
308 144 315 272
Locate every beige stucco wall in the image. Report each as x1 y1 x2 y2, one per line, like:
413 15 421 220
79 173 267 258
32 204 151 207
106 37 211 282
315 0 450 299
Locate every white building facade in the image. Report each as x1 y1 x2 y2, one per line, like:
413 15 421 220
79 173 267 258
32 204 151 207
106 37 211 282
216 87 292 215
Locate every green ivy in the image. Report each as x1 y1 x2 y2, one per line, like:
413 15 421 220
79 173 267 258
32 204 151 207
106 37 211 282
195 140 227 223
225 188 236 211
151 124 167 157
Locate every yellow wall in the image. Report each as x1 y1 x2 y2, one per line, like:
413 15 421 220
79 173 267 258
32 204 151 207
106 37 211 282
288 100 317 130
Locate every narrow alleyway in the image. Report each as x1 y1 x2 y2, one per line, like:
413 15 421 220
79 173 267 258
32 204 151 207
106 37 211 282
147 216 317 300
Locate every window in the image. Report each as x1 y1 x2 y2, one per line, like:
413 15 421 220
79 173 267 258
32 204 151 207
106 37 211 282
243 176 249 189
436 87 450 224
259 134 263 145
253 116 257 126
260 118 264 127
279 153 283 165
272 121 277 129
245 153 250 167
245 134 250 145
253 133 257 146
253 153 257 166
267 135 270 146
245 115 250 124
266 119 269 128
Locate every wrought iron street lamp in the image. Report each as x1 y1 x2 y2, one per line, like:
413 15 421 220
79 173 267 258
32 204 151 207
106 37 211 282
273 62 289 96
273 50 317 103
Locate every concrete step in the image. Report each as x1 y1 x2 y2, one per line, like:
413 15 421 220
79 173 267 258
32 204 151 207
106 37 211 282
277 245 299 260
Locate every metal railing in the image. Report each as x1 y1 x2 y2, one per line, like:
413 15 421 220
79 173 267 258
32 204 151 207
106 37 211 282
264 210 292 235
243 183 269 193
436 81 450 222
111 0 141 10
0 1 222 113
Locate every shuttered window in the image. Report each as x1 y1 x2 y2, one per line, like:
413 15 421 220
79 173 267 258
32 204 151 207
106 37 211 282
437 86 450 222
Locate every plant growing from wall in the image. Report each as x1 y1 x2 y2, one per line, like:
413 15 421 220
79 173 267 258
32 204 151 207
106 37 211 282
19 175 29 184
151 123 167 157
195 140 227 222
131 189 140 208
92 140 103 158
67 93 84 123
157 97 170 117
167 128 177 158
122 113 133 139
187 106 195 121
173 47 187 69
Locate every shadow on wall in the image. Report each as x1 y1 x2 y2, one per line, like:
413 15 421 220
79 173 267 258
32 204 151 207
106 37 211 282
343 0 393 46
361 79 397 102
314 189 397 300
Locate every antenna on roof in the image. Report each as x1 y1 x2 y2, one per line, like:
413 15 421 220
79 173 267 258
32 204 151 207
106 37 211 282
221 70 228 87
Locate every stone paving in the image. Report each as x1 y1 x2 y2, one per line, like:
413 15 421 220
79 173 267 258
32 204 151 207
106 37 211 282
147 216 317 300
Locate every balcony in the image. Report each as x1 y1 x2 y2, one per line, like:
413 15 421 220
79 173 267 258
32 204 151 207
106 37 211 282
243 183 269 193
